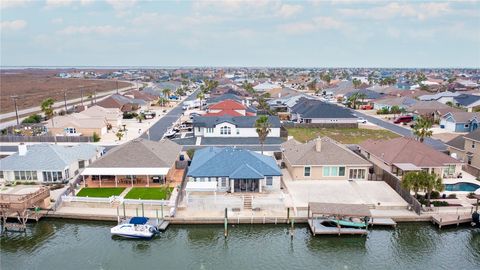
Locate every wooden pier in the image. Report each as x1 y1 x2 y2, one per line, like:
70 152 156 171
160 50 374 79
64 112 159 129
369 218 397 228
431 214 472 229
0 186 50 232
307 202 371 236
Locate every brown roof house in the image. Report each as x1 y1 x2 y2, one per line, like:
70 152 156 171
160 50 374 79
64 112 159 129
81 138 183 187
81 105 123 128
45 114 107 137
407 100 463 121
96 94 141 112
282 137 371 180
446 129 480 177
359 137 462 179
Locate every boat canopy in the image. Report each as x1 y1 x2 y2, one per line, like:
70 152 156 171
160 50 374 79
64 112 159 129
129 217 149 225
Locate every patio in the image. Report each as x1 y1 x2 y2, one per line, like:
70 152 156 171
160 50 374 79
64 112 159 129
82 168 186 188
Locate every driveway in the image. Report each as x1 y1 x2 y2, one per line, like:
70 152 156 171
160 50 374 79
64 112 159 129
140 89 200 141
351 109 447 151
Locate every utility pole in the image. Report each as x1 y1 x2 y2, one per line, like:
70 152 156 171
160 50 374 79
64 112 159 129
11 95 19 125
63 89 68 113
94 89 97 104
116 80 119 94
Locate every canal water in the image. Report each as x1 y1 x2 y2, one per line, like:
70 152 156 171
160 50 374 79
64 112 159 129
1 219 479 270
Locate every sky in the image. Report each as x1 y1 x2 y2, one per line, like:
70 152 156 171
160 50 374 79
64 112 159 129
1 0 479 68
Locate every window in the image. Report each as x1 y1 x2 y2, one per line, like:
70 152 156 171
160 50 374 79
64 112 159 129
79 160 85 169
349 169 366 179
472 142 475 149
220 126 231 135
446 165 455 175
304 167 311 177
339 167 345 176
220 177 227 187
207 128 214 133
465 124 470 128
331 167 338 176
266 176 273 186
323 167 330 177
467 156 473 165
236 129 240 135
0 171 3 179
65 127 77 134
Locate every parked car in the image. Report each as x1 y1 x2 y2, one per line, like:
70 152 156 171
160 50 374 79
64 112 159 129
393 115 414 124
357 117 367 124
179 124 192 132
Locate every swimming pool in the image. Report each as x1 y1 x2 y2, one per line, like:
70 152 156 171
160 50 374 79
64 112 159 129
444 182 480 192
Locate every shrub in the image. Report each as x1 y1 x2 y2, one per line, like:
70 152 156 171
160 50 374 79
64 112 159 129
431 201 449 207
22 114 42 124
92 132 101 142
430 191 440 199
123 112 138 119
467 192 476 199
447 193 457 199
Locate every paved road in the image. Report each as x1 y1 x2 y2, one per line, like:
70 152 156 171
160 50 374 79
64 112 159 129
352 109 447 151
140 89 200 141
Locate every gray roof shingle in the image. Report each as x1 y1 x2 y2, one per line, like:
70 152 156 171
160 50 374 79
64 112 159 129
291 98 356 119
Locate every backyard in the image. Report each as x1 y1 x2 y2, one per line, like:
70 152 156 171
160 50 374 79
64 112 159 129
124 187 174 200
286 127 399 144
76 187 125 198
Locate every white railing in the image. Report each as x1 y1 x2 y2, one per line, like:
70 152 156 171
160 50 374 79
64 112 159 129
61 195 170 205
62 195 111 203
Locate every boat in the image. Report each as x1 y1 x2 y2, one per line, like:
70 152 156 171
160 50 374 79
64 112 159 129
320 219 368 229
164 128 177 138
110 217 159 239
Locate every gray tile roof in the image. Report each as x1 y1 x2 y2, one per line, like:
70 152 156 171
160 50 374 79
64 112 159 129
282 137 371 166
0 144 103 171
291 98 356 119
445 135 466 151
88 138 181 168
454 94 480 107
193 115 281 128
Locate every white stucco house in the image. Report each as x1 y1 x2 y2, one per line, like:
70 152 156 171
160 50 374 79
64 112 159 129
192 116 281 138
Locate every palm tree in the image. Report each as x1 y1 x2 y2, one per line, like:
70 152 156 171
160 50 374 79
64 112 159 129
401 171 424 198
157 97 169 107
162 88 171 99
423 171 444 206
357 93 367 107
347 93 359 109
412 116 433 143
255 115 271 155
352 78 362 89
197 92 205 110
41 98 55 126
115 130 124 141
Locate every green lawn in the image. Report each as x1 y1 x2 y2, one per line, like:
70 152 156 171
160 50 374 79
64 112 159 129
286 127 399 144
124 187 174 200
76 188 125 198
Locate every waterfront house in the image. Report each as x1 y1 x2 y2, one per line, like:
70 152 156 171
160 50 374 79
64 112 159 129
0 144 103 183
440 112 479 132
290 98 357 125
192 115 281 138
186 147 282 193
446 129 480 177
282 137 371 180
359 137 462 179
81 138 182 187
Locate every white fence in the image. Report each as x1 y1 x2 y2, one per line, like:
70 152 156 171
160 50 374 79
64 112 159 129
61 195 169 206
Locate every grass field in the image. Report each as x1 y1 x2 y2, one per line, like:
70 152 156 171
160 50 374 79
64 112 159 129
76 188 125 198
286 127 399 144
124 187 174 200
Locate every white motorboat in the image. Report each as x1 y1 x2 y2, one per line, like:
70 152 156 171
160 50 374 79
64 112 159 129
110 217 158 239
164 128 177 138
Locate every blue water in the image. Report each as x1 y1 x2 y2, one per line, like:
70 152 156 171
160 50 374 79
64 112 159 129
444 182 480 192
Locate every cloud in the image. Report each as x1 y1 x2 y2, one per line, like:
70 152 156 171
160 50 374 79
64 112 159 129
57 25 126 35
45 0 74 8
131 12 225 31
0 20 27 31
279 16 346 34
51 17 63 24
105 0 137 10
276 4 303 18
339 2 451 20
0 0 31 9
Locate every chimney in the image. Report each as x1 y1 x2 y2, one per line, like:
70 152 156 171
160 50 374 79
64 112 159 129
315 139 322 152
18 143 28 156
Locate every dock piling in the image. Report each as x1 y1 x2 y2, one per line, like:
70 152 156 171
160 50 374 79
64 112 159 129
141 203 144 217
224 208 228 238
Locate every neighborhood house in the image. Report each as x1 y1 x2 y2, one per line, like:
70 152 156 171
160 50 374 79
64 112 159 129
192 115 281 138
